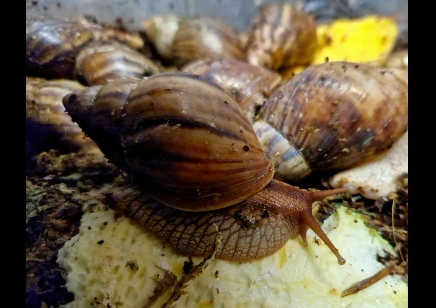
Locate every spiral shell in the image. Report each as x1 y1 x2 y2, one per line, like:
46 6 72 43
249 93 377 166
182 58 281 122
75 40 159 86
245 2 318 70
26 76 99 155
26 21 95 79
62 73 274 211
255 61 408 181
26 20 148 80
143 15 245 67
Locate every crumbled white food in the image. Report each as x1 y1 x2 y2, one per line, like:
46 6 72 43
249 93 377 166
58 206 407 308
330 130 408 199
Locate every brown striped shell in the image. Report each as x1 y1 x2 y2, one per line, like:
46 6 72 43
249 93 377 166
26 20 147 80
142 15 245 67
26 76 100 155
182 58 282 123
26 21 95 79
255 61 408 181
245 2 318 70
62 73 274 211
75 40 159 86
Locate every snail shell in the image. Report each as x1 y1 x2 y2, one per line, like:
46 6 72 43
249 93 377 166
182 58 282 123
245 2 318 70
75 40 160 86
26 76 99 155
143 15 245 67
62 73 274 211
26 20 148 80
255 61 408 181
26 21 95 79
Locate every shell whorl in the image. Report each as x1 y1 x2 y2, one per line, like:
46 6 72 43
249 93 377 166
261 61 408 174
245 2 318 70
63 73 274 211
75 40 159 86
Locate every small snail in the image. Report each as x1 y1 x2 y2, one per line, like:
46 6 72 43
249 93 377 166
244 2 318 70
26 20 149 80
142 15 245 67
26 76 100 156
26 21 95 79
62 72 346 264
75 40 160 86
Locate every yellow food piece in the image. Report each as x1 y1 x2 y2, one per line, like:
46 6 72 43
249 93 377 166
312 15 399 66
57 205 407 308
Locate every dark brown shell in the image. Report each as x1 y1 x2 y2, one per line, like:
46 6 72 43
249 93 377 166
63 73 274 211
182 58 282 123
262 61 408 173
245 2 318 70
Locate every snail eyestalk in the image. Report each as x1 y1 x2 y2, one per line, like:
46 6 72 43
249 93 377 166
271 180 347 265
308 187 347 265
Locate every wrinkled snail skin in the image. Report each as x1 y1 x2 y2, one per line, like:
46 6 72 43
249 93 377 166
182 58 282 123
143 15 245 67
75 40 160 86
63 72 346 264
245 2 318 70
257 61 409 181
111 178 346 263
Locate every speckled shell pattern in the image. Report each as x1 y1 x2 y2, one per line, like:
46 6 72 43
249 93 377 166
262 61 408 172
245 2 318 70
62 73 274 211
182 58 281 122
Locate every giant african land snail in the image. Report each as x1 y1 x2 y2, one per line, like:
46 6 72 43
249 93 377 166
62 72 347 264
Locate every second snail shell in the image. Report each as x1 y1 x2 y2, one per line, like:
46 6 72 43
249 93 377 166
256 61 408 181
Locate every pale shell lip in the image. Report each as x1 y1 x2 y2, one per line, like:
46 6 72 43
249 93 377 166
330 130 408 200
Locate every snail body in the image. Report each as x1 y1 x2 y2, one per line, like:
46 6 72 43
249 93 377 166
112 177 345 263
63 72 346 264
